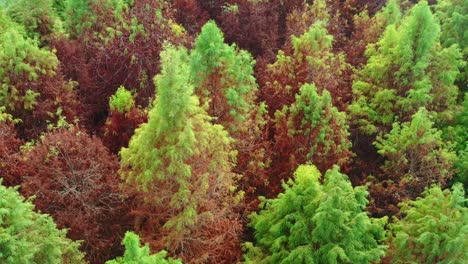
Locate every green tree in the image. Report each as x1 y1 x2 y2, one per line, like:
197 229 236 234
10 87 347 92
374 108 457 199
0 181 86 264
1 0 63 42
109 85 135 114
189 21 257 134
106 232 181 264
244 165 387 264
120 45 242 263
387 183 467 263
435 0 467 91
350 1 463 135
270 83 352 195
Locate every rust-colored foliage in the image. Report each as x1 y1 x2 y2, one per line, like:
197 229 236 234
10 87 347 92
101 106 147 154
21 126 131 264
261 21 351 113
53 0 191 129
172 0 209 35
0 120 23 187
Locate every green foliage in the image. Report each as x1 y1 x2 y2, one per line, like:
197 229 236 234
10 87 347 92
444 93 468 186
0 26 58 111
244 165 387 264
120 45 241 261
436 0 467 89
350 1 463 135
62 0 95 37
1 0 63 41
106 232 181 264
109 86 134 114
0 181 86 264
190 21 257 129
388 183 467 263
375 108 457 197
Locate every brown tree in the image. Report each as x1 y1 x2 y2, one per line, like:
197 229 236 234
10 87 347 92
21 126 131 264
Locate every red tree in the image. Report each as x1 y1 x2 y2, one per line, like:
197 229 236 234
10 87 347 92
21 126 131 264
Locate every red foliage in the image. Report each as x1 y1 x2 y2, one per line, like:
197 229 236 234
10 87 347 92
0 121 24 187
21 127 131 264
53 0 191 129
101 107 147 154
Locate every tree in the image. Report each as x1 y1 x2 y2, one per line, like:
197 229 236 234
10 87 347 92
0 108 23 187
106 232 182 264
244 165 387 264
349 1 463 136
0 181 86 264
1 0 63 43
190 21 257 134
270 83 352 195
387 183 467 263
21 126 130 264
102 86 147 153
435 0 467 91
262 20 351 113
120 46 242 263
0 15 80 138
374 108 457 203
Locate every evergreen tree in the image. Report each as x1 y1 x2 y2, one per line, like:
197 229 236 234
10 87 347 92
435 0 467 91
270 83 352 195
190 21 257 134
244 165 387 264
374 108 457 200
350 1 463 135
387 183 467 263
120 45 242 263
262 21 351 112
106 232 182 264
0 14 80 137
0 181 86 264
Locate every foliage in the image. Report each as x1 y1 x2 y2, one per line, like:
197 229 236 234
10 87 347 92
106 232 182 264
262 21 351 113
0 17 80 138
435 0 467 90
109 86 135 114
21 126 130 264
350 1 463 135
0 115 22 187
120 46 242 263
0 181 86 264
244 165 387 264
374 108 457 200
270 83 352 195
190 21 257 133
0 0 63 42
387 183 467 263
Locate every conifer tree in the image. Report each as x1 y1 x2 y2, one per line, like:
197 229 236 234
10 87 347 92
270 83 352 194
350 1 463 135
106 232 182 264
0 15 80 137
435 0 467 91
120 45 242 263
0 108 23 186
244 165 387 264
387 183 467 263
372 108 457 212
262 21 351 112
190 21 257 133
0 181 86 264
21 125 129 264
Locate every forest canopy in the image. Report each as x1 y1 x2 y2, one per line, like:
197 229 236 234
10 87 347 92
0 0 466 263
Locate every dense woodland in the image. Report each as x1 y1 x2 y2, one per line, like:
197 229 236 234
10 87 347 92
0 0 466 263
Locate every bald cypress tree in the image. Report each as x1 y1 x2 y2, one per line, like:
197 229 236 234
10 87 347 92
120 45 242 263
350 1 463 135
387 183 467 263
189 20 257 134
244 165 387 264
